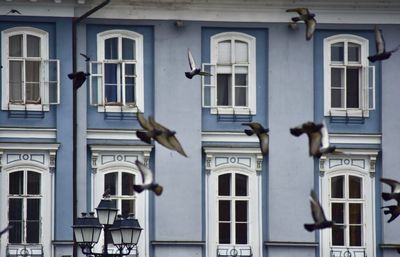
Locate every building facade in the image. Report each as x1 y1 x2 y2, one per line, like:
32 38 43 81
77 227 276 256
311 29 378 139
0 1 399 257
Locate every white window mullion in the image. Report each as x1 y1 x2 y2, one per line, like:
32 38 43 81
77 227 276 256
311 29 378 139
121 62 126 106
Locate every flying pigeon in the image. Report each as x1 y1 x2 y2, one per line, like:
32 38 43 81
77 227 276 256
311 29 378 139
0 225 13 236
290 121 336 158
368 26 400 62
304 190 334 232
67 71 90 90
185 49 212 79
6 9 21 15
80 53 90 62
286 8 316 41
381 178 400 203
242 122 269 156
382 205 400 223
133 160 163 196
136 111 156 144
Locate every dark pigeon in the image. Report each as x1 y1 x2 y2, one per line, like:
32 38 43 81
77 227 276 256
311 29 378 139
286 8 316 41
242 122 269 156
68 71 90 90
133 160 163 196
185 49 212 79
304 190 335 232
368 26 400 62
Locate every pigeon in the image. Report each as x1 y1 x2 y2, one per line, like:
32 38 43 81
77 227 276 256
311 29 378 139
136 111 155 144
133 160 163 196
368 26 400 62
290 121 336 158
6 9 21 15
242 122 269 156
185 49 212 79
67 71 90 90
102 186 111 198
80 53 90 62
382 205 400 223
286 8 316 41
304 190 335 232
0 225 13 236
381 178 400 203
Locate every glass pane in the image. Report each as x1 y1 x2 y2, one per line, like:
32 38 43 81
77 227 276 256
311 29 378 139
105 63 119 104
9 198 23 243
122 200 135 218
218 174 231 196
349 176 362 198
349 203 362 224
332 226 344 246
331 68 344 108
331 176 344 198
235 87 247 107
9 171 24 195
331 42 344 62
235 223 247 244
122 38 135 60
235 201 247 222
219 200 230 221
9 221 22 244
27 35 40 57
235 40 248 63
348 43 360 62
331 203 344 223
26 221 40 243
217 74 232 106
219 223 230 244
235 174 247 196
124 64 136 104
218 40 231 64
27 171 41 195
331 68 344 88
9 35 23 57
105 172 117 195
122 173 134 195
9 61 23 103
27 199 40 220
105 37 118 59
346 68 360 108
350 225 362 246
331 89 344 108
26 61 41 103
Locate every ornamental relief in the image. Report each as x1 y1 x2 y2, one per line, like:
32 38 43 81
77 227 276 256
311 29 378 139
319 154 377 177
205 154 263 172
91 151 151 173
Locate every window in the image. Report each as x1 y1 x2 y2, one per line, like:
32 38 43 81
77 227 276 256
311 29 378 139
324 35 374 117
1 27 60 111
319 151 378 257
90 30 144 112
203 32 256 115
204 148 262 257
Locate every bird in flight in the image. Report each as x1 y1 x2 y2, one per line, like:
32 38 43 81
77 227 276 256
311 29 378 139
242 122 269 156
133 160 163 196
304 190 335 232
0 225 13 236
67 71 90 90
6 9 21 15
286 8 316 41
80 53 90 62
368 26 400 62
382 205 400 223
381 178 400 203
185 49 212 79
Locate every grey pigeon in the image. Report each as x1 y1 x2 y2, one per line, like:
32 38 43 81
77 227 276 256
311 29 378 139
304 190 334 232
185 49 212 79
102 187 111 198
68 71 90 90
290 120 335 158
133 160 163 196
0 225 12 236
286 8 316 41
381 178 400 203
368 26 400 62
242 122 269 156
382 205 400 223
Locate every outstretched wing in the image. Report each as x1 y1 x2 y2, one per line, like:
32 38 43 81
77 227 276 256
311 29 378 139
381 178 400 193
374 26 386 54
310 190 326 223
135 160 153 185
286 8 309 15
305 18 316 41
188 49 196 70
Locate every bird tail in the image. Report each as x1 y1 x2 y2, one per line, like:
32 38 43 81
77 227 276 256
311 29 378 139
136 131 152 144
133 185 145 194
185 72 193 79
244 129 254 136
304 223 315 232
290 127 304 137
382 192 393 201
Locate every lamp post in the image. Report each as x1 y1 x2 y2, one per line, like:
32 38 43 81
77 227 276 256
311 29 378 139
73 198 142 257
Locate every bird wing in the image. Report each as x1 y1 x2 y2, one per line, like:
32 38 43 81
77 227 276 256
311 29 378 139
309 130 322 156
305 18 316 41
374 26 386 54
320 120 330 149
148 117 176 150
137 111 153 131
290 126 304 137
168 135 188 157
242 122 262 131
187 49 196 70
135 160 153 185
258 132 269 155
381 178 400 193
286 8 309 15
0 225 12 236
310 190 326 223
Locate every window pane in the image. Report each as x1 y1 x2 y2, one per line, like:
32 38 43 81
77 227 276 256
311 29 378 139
27 35 40 57
235 223 247 244
124 64 136 104
235 40 248 63
9 35 22 57
27 199 40 220
122 38 135 60
235 174 247 196
331 42 344 62
122 200 135 218
331 68 344 88
105 63 119 103
332 226 344 246
105 172 117 195
349 176 362 198
219 200 230 221
331 176 344 198
349 203 362 224
9 171 24 195
105 37 118 59
350 225 362 246
218 174 231 196
9 199 22 243
235 201 247 222
27 171 41 195
9 198 23 220
27 199 40 243
346 68 360 108
217 74 232 106
26 61 41 103
122 173 134 195
235 87 247 107
331 203 344 223
219 223 230 244
331 89 344 108
348 43 360 62
9 61 23 103
218 40 231 64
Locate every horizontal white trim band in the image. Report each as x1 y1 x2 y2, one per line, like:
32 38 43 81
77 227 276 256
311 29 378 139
202 132 259 143
0 128 56 139
330 133 381 145
0 142 60 150
87 129 139 140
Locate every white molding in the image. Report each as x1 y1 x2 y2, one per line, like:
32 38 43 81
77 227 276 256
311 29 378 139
0 142 60 151
329 133 381 145
202 132 259 143
203 146 261 155
87 129 139 140
0 128 56 139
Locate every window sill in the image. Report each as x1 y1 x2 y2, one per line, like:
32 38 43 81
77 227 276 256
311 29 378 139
325 109 369 118
210 107 255 115
2 103 49 112
97 104 139 113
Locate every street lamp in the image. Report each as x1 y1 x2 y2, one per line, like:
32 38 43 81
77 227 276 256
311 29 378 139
73 198 142 257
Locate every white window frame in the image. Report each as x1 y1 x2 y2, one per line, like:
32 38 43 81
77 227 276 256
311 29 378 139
91 30 144 113
204 147 263 257
91 145 152 257
1 27 60 111
324 34 374 117
319 150 378 257
0 145 58 257
203 32 256 115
